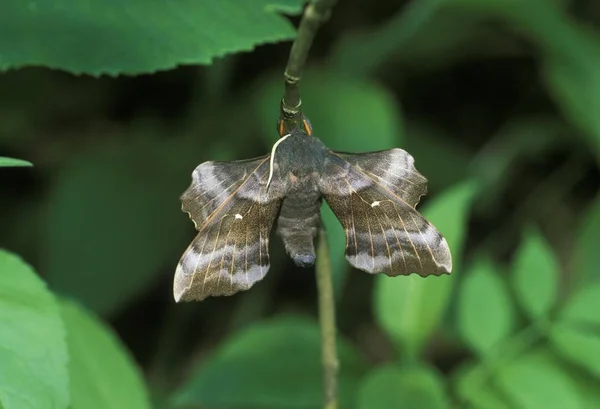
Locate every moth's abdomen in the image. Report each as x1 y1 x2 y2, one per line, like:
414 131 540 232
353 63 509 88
276 191 322 267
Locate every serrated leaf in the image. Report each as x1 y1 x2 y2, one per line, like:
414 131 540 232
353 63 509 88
495 348 583 409
0 249 69 409
574 195 600 284
551 324 600 380
0 0 306 75
375 182 476 357
357 365 450 409
558 282 600 328
457 259 515 356
44 142 190 315
60 299 151 409
173 316 367 409
511 228 559 319
0 157 32 167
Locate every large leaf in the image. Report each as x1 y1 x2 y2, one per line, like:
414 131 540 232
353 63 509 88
297 73 403 152
551 324 600 380
375 182 476 357
558 282 600 328
0 250 69 409
511 228 560 320
457 259 515 356
60 299 151 409
44 142 190 315
357 365 450 409
574 195 600 284
0 0 306 75
173 316 367 409
0 157 32 167
495 348 583 409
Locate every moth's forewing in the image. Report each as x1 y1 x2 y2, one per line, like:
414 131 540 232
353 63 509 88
174 157 286 302
319 149 452 276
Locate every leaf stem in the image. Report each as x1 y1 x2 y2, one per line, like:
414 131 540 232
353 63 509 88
280 0 338 129
316 229 339 409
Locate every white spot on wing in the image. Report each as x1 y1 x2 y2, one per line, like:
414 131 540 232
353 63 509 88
371 201 380 208
235 213 243 220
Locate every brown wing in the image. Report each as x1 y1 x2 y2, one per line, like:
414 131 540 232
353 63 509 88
319 149 452 276
174 156 286 302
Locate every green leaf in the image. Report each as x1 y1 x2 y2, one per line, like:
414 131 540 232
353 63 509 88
44 142 190 315
558 282 600 328
573 371 600 409
421 181 477 273
453 362 512 409
60 299 151 409
374 182 476 357
551 324 600 380
0 249 69 409
357 365 450 409
511 228 560 319
574 195 600 284
300 73 403 152
173 315 367 409
495 348 583 409
0 157 32 167
256 71 403 151
457 259 515 356
0 0 306 75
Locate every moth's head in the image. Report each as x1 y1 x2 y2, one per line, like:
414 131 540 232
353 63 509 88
277 114 313 138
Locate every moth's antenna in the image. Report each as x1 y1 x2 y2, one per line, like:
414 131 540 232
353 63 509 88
266 134 290 189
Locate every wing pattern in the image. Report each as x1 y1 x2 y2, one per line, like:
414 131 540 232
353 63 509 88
174 156 285 301
320 149 452 276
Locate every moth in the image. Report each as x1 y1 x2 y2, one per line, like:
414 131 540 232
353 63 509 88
174 118 452 302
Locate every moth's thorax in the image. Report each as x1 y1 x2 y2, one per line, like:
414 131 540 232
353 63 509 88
274 130 327 179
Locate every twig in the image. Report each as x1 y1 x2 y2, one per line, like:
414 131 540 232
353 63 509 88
280 0 339 130
316 229 339 409
281 3 340 407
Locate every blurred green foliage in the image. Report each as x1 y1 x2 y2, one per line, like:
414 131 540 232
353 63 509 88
1 0 600 409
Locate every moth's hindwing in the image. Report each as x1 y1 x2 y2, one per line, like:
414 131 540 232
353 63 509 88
319 149 452 276
174 156 286 302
